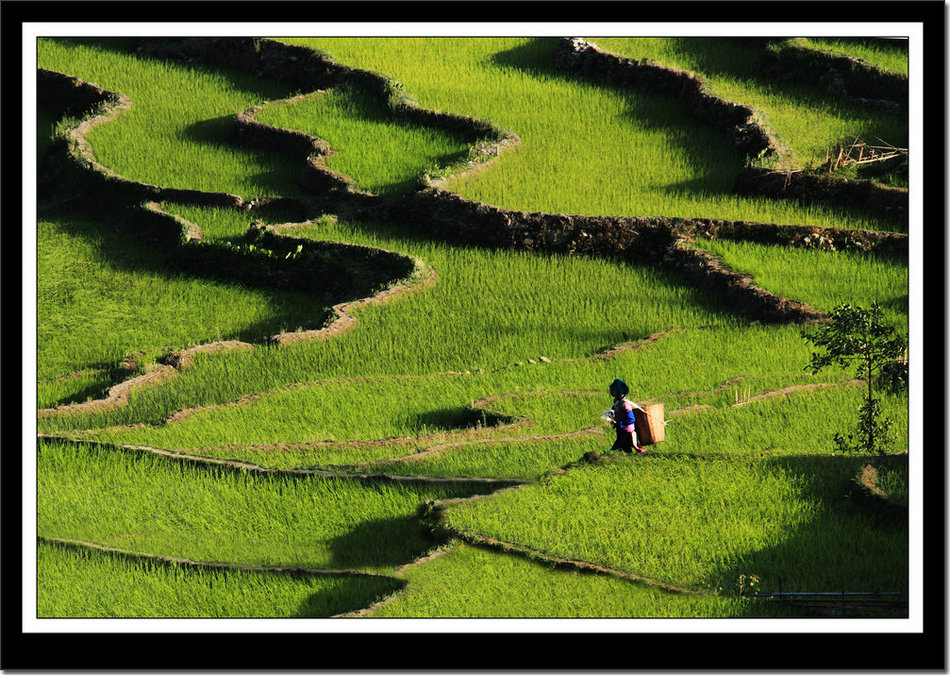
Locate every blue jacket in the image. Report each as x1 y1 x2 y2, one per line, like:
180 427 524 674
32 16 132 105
612 396 636 431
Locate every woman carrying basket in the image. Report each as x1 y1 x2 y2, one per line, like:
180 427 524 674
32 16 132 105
607 378 646 454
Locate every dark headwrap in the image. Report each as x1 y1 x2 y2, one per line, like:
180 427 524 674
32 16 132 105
610 378 629 397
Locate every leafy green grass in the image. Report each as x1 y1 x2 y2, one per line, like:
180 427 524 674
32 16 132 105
36 211 745 434
798 37 909 76
591 37 908 172
38 369 118 411
366 541 785 618
278 37 899 231
38 540 401 618
440 451 908 594
36 212 326 386
37 38 304 200
37 438 486 575
364 383 909 481
34 37 910 619
692 239 908 328
254 82 472 196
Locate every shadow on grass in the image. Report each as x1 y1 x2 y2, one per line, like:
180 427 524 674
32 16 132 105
412 406 513 434
709 453 909 618
51 37 301 100
37 208 382 395
326 514 445 570
292 575 405 617
491 37 747 201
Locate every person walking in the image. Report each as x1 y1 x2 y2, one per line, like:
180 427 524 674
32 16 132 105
608 378 646 454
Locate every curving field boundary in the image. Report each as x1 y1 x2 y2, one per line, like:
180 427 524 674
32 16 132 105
37 37 908 433
36 38 907 601
551 37 908 216
37 434 528 491
40 326 694 449
42 374 866 478
36 199 436 419
38 535 406 619
37 38 909 341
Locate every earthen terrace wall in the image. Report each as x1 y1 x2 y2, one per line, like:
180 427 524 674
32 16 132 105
38 38 908 329
552 37 776 159
552 37 908 216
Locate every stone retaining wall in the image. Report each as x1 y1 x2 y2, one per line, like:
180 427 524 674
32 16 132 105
760 41 908 109
553 37 775 159
37 38 911 328
734 167 908 218
552 37 908 215
670 215 907 255
396 188 676 262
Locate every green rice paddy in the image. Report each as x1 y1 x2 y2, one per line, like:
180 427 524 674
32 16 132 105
34 35 910 620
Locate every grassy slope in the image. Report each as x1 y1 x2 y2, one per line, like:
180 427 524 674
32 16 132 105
279 37 900 231
37 438 486 575
253 82 472 197
38 38 303 200
38 540 401 618
35 36 910 618
366 541 781 618
37 212 325 382
439 452 908 594
590 37 908 170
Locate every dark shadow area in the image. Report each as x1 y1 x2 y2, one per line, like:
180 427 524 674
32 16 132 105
879 293 909 316
50 37 302 100
292 575 404 617
671 37 904 116
490 37 562 79
181 114 236 146
708 454 909 618
326 514 443 570
36 208 346 373
37 105 61 162
411 406 513 434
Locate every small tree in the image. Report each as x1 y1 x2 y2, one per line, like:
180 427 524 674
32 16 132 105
801 302 907 455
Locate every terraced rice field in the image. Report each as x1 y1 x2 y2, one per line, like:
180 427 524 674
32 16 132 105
29 26 921 652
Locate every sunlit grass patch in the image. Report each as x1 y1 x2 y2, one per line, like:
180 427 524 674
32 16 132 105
254 82 472 196
591 37 908 172
366 541 773 618
692 239 908 328
659 383 909 457
37 213 323 384
92 373 512 450
440 450 908 595
38 438 485 575
37 38 304 199
798 37 908 76
36 211 742 433
38 539 401 618
280 37 897 231
372 433 607 483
